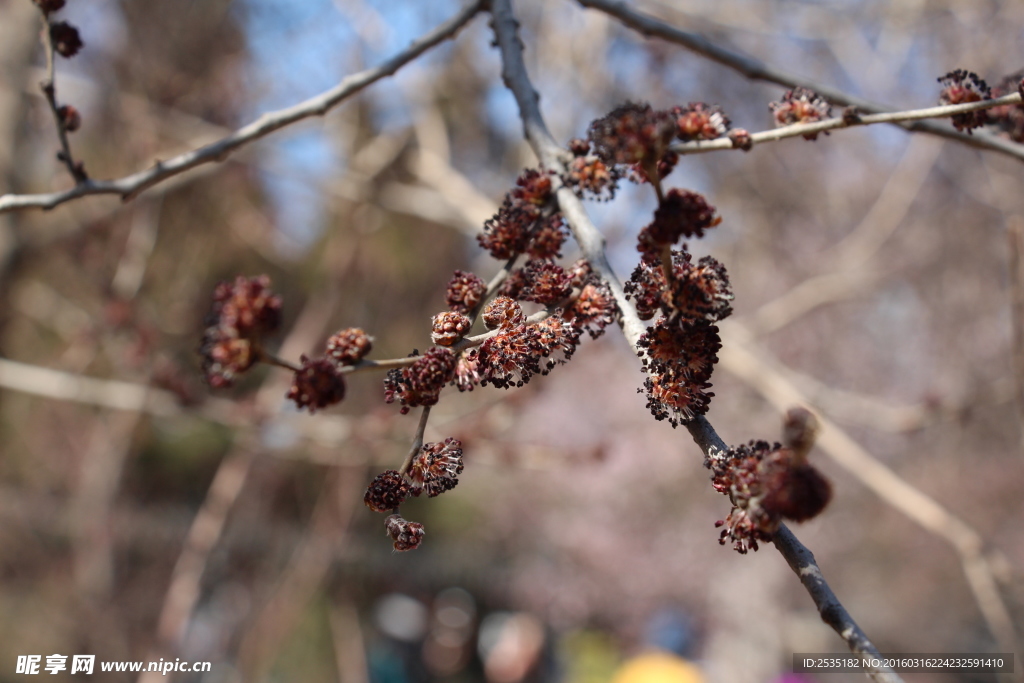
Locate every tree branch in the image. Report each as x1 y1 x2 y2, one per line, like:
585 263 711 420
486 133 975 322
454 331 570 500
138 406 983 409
0 0 485 214
34 6 86 184
489 1 899 675
669 93 1023 157
577 0 1024 163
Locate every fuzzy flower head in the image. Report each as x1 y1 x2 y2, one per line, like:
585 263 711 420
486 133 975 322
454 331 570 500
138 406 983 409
200 275 282 388
364 470 410 513
408 438 465 497
563 279 618 340
383 347 457 414
286 355 346 413
445 270 487 314
518 260 572 305
987 71 1024 143
624 252 733 324
478 170 567 260
637 189 721 260
769 88 832 140
326 328 372 366
588 102 677 167
938 69 991 132
637 319 722 427
673 103 731 141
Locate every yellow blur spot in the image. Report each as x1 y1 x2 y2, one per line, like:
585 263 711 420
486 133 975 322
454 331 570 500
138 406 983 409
611 652 705 683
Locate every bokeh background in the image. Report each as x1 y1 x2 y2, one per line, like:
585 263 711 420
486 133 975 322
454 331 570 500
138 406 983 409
0 0 1023 681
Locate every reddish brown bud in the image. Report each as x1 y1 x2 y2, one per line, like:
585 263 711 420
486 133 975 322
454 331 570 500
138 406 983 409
50 21 83 58
637 189 721 260
199 275 282 388
431 311 471 346
385 514 425 551
518 260 572 305
445 270 486 314
588 102 676 166
326 327 372 365
728 128 752 151
57 104 80 132
769 88 832 140
673 102 730 141
364 470 410 513
482 296 524 330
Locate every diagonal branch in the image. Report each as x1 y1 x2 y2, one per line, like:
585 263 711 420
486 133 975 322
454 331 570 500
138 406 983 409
576 0 1024 163
0 0 485 214
488 1 900 677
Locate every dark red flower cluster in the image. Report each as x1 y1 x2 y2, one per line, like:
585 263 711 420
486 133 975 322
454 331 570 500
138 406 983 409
364 470 410 513
938 69 991 132
625 251 733 323
588 102 676 166
286 356 346 413
562 138 620 200
326 327 372 365
57 104 80 132
673 103 731 141
384 347 457 414
467 316 581 390
408 438 465 497
706 438 832 553
987 72 1024 143
445 270 487 314
200 275 282 388
479 170 567 260
50 21 83 58
518 260 572 305
562 279 618 340
385 514 425 552
431 311 472 347
637 189 721 261
769 87 832 139
636 319 721 427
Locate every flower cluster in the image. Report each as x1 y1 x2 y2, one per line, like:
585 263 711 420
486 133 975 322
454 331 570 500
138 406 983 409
478 170 567 259
562 138 620 200
706 410 832 553
383 347 457 414
588 102 677 167
673 103 730 141
517 260 572 305
625 252 733 323
408 438 465 497
562 277 618 340
200 275 282 388
364 470 410 513
636 189 721 262
286 356 346 413
636 319 721 426
326 327 372 365
987 72 1024 143
445 270 487 314
937 69 991 133
769 87 832 140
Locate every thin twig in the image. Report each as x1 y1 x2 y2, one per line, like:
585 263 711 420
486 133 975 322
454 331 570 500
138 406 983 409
668 93 1022 156
34 7 86 184
489 0 897 672
398 405 432 476
0 1 485 214
576 0 1024 163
